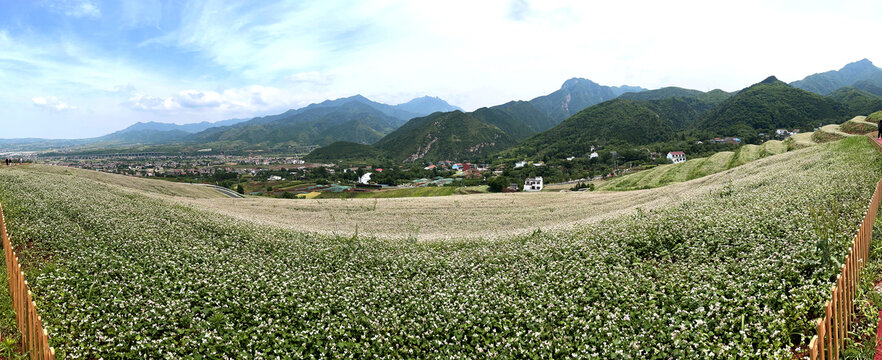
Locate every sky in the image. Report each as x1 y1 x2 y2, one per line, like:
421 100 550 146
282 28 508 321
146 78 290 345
0 0 880 139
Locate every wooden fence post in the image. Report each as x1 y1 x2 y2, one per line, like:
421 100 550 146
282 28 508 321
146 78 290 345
0 203 55 359
822 301 833 360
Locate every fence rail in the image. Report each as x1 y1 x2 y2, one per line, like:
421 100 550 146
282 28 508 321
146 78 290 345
0 203 55 360
808 137 882 359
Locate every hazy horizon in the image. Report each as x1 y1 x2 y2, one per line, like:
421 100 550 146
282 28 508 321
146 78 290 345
1 0 880 139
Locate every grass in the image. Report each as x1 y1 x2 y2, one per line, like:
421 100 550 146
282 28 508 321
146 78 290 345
840 116 877 134
789 132 818 149
761 140 787 156
599 151 733 191
728 144 762 168
0 247 20 351
840 217 882 359
29 166 227 199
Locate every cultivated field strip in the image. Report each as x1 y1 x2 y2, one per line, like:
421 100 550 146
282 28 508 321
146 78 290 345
0 137 879 358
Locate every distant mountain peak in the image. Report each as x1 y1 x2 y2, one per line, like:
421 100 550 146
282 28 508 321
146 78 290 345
561 78 599 90
395 96 463 113
759 76 782 85
791 59 882 95
843 58 876 70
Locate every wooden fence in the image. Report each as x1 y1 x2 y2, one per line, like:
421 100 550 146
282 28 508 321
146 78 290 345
0 203 55 360
808 136 882 359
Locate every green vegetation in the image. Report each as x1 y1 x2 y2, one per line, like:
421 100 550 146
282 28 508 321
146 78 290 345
697 77 849 142
373 111 516 162
840 218 882 358
0 249 19 347
0 138 878 357
790 58 882 95
599 139 786 191
471 101 553 139
840 116 878 134
868 110 882 123
192 101 406 148
303 141 392 164
617 86 732 105
828 87 882 116
505 96 715 159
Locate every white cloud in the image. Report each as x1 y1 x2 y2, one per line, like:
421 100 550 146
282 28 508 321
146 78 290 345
42 0 100 18
126 86 298 113
286 71 335 86
32 96 76 111
126 94 179 111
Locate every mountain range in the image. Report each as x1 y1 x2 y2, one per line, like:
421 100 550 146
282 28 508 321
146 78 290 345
5 59 882 163
790 59 882 96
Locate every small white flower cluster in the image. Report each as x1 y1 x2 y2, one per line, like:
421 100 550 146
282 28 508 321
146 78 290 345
0 137 876 358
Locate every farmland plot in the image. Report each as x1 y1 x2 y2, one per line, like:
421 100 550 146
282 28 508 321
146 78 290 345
0 137 880 358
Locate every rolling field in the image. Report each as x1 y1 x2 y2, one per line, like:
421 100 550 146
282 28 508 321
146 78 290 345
599 150 735 191
600 133 831 192
0 137 880 358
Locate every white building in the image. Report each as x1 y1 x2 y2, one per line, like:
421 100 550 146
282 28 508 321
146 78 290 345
590 152 599 159
514 161 527 168
267 175 283 181
666 151 686 164
524 176 543 192
359 172 373 184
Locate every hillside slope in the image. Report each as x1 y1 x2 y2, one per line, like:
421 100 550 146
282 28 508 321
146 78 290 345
528 78 646 122
192 101 407 147
506 97 716 159
790 58 882 95
373 111 516 162
697 76 848 140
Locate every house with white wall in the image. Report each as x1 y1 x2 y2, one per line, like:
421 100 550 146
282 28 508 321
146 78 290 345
666 151 686 164
524 176 543 192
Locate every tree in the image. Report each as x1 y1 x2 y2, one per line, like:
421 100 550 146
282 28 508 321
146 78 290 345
488 176 508 192
236 184 245 194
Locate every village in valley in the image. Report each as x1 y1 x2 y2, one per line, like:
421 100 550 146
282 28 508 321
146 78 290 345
20 128 799 199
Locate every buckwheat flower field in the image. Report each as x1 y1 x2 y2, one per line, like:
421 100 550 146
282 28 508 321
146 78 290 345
0 137 879 358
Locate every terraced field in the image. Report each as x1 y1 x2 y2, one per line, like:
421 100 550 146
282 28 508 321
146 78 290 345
0 137 879 358
601 117 871 191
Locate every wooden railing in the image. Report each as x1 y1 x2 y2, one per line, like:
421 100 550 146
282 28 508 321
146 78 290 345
0 203 55 360
808 137 882 359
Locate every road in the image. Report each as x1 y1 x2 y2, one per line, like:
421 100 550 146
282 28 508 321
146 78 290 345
191 184 245 198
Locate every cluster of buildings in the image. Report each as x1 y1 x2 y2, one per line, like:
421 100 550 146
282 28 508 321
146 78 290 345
43 154 328 179
774 129 801 139
709 137 742 145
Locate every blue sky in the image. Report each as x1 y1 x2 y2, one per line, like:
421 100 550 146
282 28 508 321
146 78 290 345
1 0 881 139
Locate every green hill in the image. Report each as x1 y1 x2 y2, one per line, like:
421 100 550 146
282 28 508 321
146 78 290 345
373 111 516 162
853 72 882 97
697 76 848 140
619 87 732 105
192 101 406 147
303 141 392 163
505 97 716 159
828 87 882 116
471 101 555 139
